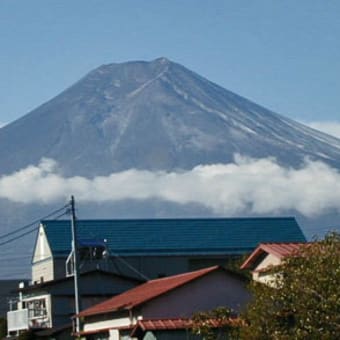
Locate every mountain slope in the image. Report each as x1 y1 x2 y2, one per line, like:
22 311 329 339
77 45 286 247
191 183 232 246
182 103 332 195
1 57 340 177
2 57 340 278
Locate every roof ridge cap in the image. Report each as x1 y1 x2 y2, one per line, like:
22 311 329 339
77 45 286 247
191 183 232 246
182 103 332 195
148 265 219 283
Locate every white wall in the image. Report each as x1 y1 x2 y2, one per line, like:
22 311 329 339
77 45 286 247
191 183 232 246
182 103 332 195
32 258 54 283
255 253 281 271
83 316 132 332
252 253 281 285
32 225 52 262
32 224 54 283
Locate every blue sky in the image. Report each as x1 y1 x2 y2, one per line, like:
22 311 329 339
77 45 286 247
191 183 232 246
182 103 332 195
1 1 339 134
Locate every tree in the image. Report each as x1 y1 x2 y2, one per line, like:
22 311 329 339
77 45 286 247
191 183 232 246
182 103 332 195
0 317 7 338
241 232 340 339
192 307 243 340
17 330 36 340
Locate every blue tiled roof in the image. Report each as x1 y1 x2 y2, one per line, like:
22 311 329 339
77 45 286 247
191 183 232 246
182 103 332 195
40 217 306 257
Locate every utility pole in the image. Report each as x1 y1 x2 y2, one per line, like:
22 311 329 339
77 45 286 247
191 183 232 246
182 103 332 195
70 195 81 335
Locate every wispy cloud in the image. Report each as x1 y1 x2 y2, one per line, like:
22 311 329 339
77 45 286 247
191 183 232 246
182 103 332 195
1 156 340 217
303 121 340 139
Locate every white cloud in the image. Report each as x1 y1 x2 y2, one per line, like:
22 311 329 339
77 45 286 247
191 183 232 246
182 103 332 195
304 121 340 139
0 122 7 128
1 156 340 217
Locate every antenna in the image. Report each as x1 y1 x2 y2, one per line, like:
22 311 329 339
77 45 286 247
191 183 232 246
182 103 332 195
70 195 81 334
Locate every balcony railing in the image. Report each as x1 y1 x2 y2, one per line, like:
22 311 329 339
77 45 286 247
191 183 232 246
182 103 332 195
7 307 51 333
7 309 29 333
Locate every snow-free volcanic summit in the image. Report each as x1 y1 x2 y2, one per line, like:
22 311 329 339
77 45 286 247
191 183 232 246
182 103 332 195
1 57 340 177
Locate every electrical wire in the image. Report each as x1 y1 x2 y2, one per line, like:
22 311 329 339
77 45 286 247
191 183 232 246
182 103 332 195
0 204 70 247
75 228 150 281
110 252 150 281
51 211 69 221
0 203 69 240
0 226 40 247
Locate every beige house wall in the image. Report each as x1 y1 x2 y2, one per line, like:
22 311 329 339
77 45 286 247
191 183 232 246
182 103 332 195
32 258 54 283
32 225 52 262
83 316 134 333
252 253 282 285
32 225 54 283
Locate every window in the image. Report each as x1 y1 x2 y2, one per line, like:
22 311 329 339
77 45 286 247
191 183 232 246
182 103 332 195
27 298 47 319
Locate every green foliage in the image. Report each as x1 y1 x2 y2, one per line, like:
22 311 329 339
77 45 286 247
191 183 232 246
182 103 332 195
225 255 252 280
241 232 340 339
192 233 340 339
192 307 242 340
17 329 35 340
0 317 7 338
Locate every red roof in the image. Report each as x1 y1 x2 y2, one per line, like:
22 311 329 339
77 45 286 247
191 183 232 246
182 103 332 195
134 318 192 332
130 317 243 337
75 317 243 337
240 242 306 270
77 266 220 317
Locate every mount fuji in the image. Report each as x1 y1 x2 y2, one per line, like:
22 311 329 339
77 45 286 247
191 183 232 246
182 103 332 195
1 57 340 278
1 57 340 177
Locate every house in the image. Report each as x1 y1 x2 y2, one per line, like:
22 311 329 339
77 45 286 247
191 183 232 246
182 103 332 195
240 242 306 284
32 217 306 284
6 270 143 338
130 317 243 340
130 318 197 340
0 280 28 317
7 217 306 337
75 266 251 339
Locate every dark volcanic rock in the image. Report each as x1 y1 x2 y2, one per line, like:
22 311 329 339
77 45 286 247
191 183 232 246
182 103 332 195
1 57 340 177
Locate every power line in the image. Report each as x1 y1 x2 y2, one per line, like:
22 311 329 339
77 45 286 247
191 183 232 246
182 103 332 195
51 211 69 221
1 256 33 262
0 226 39 247
45 208 69 223
77 228 150 281
0 204 69 241
110 253 150 281
0 273 30 279
0 205 70 247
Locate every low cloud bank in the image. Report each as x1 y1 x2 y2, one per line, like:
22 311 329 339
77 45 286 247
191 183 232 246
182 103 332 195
1 156 340 217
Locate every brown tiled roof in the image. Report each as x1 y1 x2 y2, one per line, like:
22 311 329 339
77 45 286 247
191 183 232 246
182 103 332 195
77 266 220 317
76 317 242 337
130 317 243 337
240 242 307 270
135 318 192 331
